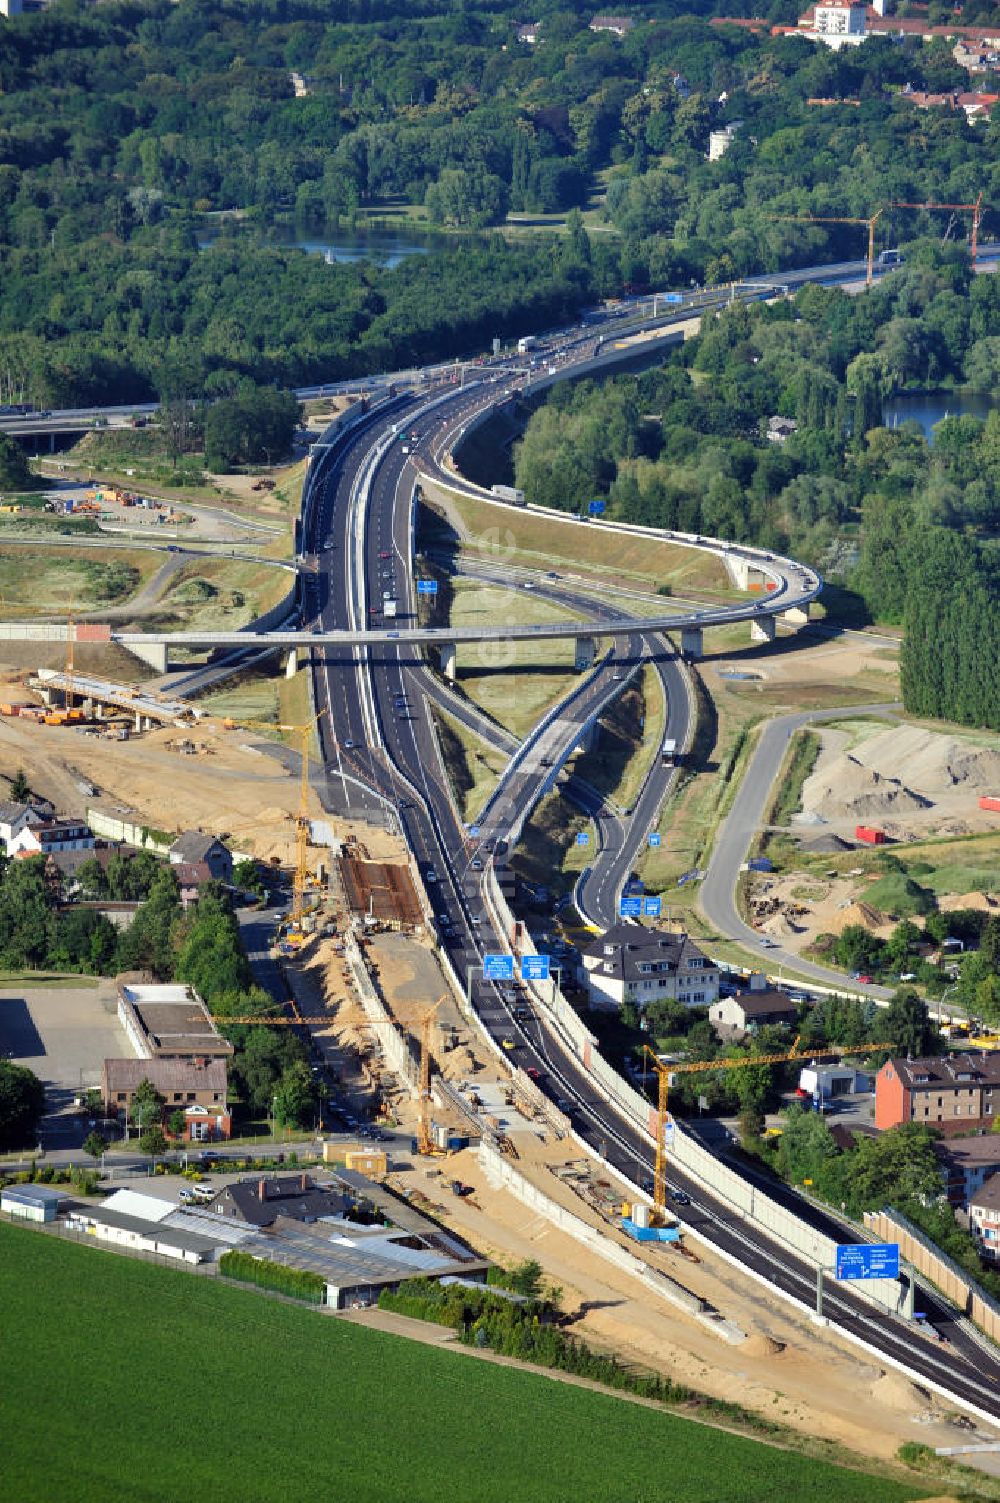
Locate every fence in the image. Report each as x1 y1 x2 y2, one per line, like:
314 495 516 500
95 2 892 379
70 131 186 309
865 1208 1000 1347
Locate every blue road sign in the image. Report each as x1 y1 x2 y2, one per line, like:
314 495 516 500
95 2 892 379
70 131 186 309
483 953 515 982
665 292 684 304
835 1243 900 1281
417 579 438 595
576 831 590 846
620 896 642 918
521 954 551 982
643 896 662 919
648 832 662 848
588 499 606 517
469 825 481 838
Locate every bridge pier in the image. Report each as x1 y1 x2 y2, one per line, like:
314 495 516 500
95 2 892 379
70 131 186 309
680 626 703 660
575 722 598 756
127 640 169 674
750 615 777 644
285 648 298 679
574 636 597 671
782 603 811 626
439 642 457 681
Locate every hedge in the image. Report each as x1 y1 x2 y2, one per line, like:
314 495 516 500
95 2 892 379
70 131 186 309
219 1250 325 1304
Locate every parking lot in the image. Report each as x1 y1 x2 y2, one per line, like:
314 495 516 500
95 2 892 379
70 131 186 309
0 984 129 1130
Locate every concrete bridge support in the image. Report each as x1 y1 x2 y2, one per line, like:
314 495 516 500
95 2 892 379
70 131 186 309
680 626 703 660
574 636 597 671
285 648 298 678
782 603 811 626
750 615 777 644
439 642 457 682
127 640 169 674
574 722 598 756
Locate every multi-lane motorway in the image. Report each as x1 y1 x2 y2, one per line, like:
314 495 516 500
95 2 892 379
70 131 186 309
295 310 1000 1422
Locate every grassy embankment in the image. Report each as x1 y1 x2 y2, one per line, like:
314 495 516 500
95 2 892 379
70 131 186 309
0 1221 945 1503
0 548 161 615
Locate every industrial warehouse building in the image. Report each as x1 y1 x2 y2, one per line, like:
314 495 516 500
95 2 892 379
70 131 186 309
1 1185 67 1223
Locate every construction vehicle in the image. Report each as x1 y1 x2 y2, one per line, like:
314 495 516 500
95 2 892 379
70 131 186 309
640 1038 891 1224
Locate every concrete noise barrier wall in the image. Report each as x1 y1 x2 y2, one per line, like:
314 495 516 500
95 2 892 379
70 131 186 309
865 1208 1000 1347
343 929 420 1094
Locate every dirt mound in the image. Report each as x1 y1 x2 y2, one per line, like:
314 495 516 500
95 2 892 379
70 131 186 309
742 1332 786 1358
869 1370 933 1412
859 725 1000 795
802 754 932 823
939 891 1000 913
762 913 800 938
827 902 885 934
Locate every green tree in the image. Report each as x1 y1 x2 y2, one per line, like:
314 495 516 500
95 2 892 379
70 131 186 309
272 1060 317 1130
83 1129 108 1161
139 1125 168 1161
0 1059 45 1149
882 989 937 1057
130 1078 164 1136
168 1109 187 1139
9 769 30 802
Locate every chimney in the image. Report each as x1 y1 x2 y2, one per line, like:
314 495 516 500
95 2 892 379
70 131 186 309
301 1172 309 1191
258 1178 267 1201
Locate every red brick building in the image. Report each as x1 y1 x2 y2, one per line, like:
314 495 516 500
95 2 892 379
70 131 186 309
875 1054 1000 1131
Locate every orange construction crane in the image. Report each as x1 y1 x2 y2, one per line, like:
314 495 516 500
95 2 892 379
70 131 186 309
769 210 884 285
222 710 326 935
641 1038 891 1223
891 193 984 265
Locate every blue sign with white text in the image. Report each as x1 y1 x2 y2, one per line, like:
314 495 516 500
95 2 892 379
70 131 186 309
576 831 590 846
588 499 606 517
521 954 550 983
484 954 515 982
417 579 438 595
835 1244 900 1281
469 825 481 838
648 833 662 848
643 896 662 919
620 896 642 918
665 292 684 305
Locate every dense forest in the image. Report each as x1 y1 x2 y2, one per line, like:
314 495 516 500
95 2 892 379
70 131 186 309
3 0 1000 401
513 245 1000 727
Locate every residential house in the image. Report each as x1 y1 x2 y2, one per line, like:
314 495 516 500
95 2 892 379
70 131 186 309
516 20 541 43
9 817 94 857
934 1135 1000 1208
875 1053 1000 1132
169 830 232 884
101 1056 231 1141
709 974 799 1037
767 415 799 443
206 1174 351 1228
580 925 719 1012
589 14 635 35
172 860 213 908
970 1175 1000 1263
0 800 50 855
708 121 743 160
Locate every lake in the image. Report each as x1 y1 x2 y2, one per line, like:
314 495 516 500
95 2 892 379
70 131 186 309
199 223 433 268
882 389 1000 442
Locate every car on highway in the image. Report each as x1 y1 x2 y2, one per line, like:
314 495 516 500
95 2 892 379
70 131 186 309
525 1066 540 1081
670 1189 691 1206
343 740 355 750
387 631 400 638
522 581 535 589
470 858 482 870
546 571 559 579
501 1037 515 1051
379 550 391 559
425 867 439 882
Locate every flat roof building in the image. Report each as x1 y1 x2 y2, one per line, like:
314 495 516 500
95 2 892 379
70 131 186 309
1 1184 66 1222
116 979 233 1061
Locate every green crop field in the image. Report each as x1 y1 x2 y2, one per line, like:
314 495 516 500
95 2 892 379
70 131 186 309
0 1224 929 1503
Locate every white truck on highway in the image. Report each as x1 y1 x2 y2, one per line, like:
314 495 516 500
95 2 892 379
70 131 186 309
661 737 678 765
384 599 397 618
516 336 537 354
490 483 526 506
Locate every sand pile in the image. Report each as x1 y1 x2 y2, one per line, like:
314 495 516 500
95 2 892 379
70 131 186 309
801 755 931 822
869 1371 933 1412
762 913 800 938
858 725 1000 794
742 1332 787 1358
939 891 1000 913
826 902 885 935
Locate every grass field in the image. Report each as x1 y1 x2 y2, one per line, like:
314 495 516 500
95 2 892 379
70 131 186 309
0 546 160 613
451 578 579 738
0 1223 930 1503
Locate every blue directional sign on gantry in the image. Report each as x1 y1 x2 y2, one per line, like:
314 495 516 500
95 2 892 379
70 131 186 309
835 1244 900 1281
620 896 642 918
521 954 550 983
417 579 438 595
483 953 515 982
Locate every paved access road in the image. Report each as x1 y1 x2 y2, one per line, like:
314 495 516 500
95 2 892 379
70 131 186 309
698 703 904 998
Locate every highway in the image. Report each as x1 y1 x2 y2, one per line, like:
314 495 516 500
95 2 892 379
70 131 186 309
297 331 1000 1423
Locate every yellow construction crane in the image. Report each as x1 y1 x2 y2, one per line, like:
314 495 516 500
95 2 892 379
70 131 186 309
769 209 884 285
641 1038 891 1223
65 614 76 711
222 710 326 935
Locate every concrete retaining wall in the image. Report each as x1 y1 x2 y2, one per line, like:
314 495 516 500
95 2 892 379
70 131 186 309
343 929 420 1094
86 809 173 852
479 1136 704 1319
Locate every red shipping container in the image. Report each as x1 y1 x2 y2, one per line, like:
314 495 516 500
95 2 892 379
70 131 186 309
855 825 887 845
980 795 1000 813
